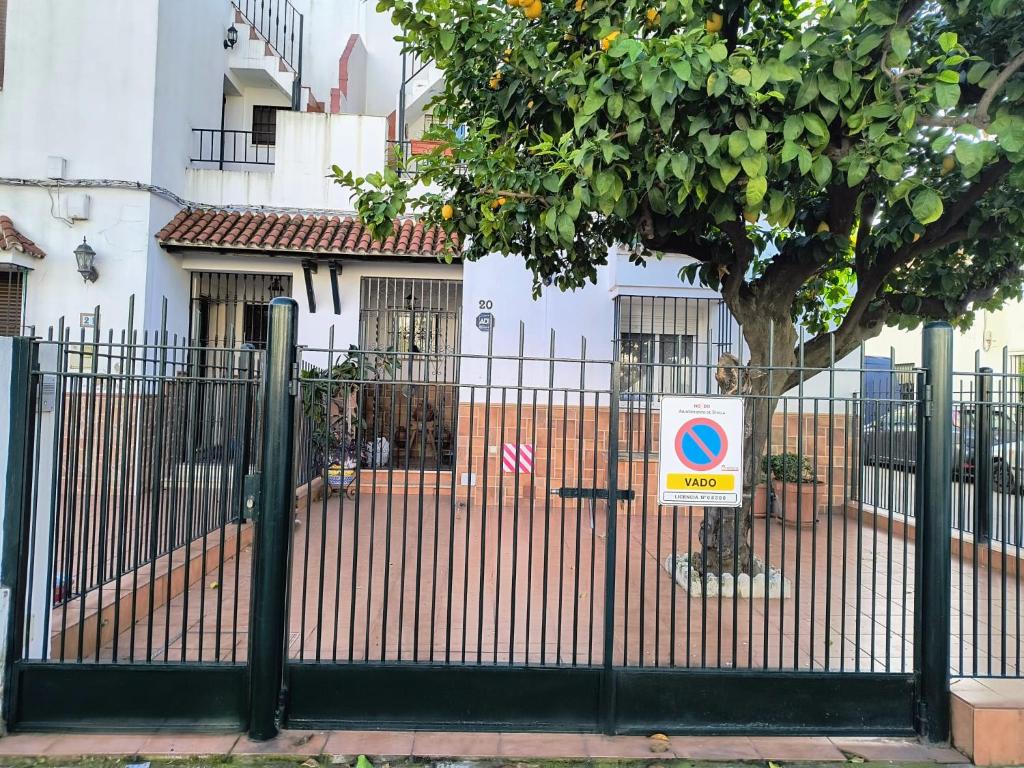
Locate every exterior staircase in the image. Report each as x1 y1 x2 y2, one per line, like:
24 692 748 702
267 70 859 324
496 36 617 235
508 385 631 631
228 2 302 107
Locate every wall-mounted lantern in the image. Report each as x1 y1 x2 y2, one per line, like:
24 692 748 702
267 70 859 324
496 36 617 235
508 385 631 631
73 237 98 282
224 25 238 50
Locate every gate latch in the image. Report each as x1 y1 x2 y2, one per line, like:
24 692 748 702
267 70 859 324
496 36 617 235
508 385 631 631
243 472 262 523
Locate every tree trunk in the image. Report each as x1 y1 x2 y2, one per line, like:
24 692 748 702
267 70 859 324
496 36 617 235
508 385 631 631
691 316 795 577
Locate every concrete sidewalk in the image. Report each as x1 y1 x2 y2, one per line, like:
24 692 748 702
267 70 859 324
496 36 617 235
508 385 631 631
0 731 968 764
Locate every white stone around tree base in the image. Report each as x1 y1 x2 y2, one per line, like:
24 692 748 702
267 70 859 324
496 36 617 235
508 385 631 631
664 553 792 599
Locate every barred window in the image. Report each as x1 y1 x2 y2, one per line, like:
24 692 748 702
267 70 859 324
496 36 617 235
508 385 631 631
252 105 283 146
0 268 26 336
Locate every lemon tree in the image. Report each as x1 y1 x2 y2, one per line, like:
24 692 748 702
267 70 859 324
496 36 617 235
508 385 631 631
337 0 1024 574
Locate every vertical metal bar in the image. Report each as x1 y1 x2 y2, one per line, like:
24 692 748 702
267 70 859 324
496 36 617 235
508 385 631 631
917 321 952 742
975 367 993 544
601 302 621 733
248 297 298 741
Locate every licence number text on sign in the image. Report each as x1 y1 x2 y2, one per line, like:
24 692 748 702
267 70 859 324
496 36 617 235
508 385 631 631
658 396 743 507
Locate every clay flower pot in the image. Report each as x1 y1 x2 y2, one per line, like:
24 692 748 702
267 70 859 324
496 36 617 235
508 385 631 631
771 479 820 526
752 483 770 518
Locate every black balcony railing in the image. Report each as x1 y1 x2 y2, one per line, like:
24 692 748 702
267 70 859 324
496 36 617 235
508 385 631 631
235 0 303 74
192 129 276 168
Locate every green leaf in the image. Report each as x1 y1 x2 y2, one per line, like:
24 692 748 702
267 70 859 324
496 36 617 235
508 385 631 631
812 155 833 185
729 67 751 87
855 33 885 59
802 113 829 139
627 120 644 144
708 42 728 62
607 93 623 119
439 30 455 52
747 128 767 151
878 159 903 181
783 115 804 141
728 131 749 158
890 28 911 63
582 91 606 115
672 59 693 82
935 82 961 109
557 212 576 241
847 155 869 186
780 39 802 62
938 32 958 52
936 69 960 84
746 176 768 207
911 188 944 225
719 162 741 185
741 154 767 177
670 154 690 179
797 147 813 176
781 140 801 162
833 58 853 83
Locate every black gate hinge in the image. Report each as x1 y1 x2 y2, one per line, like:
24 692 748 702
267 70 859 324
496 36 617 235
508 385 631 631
923 384 933 418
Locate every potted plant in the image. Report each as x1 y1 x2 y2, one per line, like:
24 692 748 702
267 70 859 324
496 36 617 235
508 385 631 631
300 347 395 498
767 452 821 526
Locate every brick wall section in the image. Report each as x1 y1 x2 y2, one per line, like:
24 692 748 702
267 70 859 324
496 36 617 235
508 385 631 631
452 402 856 513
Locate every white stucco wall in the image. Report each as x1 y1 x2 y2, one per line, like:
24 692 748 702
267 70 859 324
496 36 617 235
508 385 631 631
0 0 159 181
186 112 386 211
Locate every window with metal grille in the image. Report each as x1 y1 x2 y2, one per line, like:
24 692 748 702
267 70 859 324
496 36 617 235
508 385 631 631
614 295 736 396
0 268 25 335
0 0 7 89
189 272 291 347
252 105 283 146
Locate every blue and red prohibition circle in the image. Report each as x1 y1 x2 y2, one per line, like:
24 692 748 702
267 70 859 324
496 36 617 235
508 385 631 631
674 417 728 471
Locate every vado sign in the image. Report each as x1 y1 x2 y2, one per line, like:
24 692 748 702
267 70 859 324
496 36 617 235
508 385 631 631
658 396 744 507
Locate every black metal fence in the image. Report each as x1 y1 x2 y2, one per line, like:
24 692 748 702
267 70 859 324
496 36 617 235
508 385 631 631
18 309 260 666
6 300 1015 739
854 354 1024 678
191 129 276 168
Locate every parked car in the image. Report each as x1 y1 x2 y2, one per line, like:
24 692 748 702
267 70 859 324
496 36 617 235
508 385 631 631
861 405 1023 492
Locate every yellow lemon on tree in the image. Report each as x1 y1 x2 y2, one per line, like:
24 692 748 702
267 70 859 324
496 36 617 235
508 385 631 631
942 154 957 176
527 99 535 108
524 0 542 19
441 204 454 220
705 11 723 33
816 220 830 233
575 0 585 10
743 209 759 224
646 7 660 24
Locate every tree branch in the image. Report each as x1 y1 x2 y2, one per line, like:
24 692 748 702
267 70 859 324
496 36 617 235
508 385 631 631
977 48 1024 125
917 49 1024 129
884 262 1024 319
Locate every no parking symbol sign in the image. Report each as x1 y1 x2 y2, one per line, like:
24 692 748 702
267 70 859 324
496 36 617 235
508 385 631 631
658 396 744 507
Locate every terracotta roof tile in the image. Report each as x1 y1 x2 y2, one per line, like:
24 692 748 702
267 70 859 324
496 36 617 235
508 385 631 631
0 216 46 258
158 207 460 260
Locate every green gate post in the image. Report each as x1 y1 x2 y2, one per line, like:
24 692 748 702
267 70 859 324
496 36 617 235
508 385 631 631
918 321 952 742
249 298 298 740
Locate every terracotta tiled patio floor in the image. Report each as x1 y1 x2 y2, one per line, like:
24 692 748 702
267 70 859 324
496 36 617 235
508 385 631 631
66 490 1021 676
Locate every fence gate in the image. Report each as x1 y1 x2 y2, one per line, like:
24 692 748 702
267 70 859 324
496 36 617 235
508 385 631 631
276 298 926 736
5 320 263 730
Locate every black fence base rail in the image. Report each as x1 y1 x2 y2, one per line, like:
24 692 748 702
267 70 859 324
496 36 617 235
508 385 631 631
284 663 916 735
10 662 248 732
614 669 917 736
285 663 603 732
